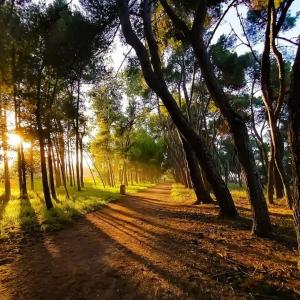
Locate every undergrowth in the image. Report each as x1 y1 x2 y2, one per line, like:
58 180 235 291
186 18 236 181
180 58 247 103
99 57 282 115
0 179 153 238
171 183 196 202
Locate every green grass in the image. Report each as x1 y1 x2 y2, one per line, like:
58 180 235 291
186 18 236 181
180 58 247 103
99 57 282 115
0 179 154 238
227 183 248 201
171 183 197 202
170 183 248 203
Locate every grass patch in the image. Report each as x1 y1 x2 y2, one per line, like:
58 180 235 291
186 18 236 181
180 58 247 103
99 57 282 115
0 179 153 236
170 183 196 202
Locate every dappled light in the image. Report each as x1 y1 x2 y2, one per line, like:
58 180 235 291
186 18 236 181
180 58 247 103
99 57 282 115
0 0 300 299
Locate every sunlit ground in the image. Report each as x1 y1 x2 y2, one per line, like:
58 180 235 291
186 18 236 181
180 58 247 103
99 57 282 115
171 183 295 236
0 179 154 238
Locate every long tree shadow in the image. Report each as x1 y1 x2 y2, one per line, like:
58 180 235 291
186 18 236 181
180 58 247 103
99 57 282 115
125 195 297 251
2 184 299 299
85 212 300 299
95 202 297 267
84 216 221 299
19 198 41 236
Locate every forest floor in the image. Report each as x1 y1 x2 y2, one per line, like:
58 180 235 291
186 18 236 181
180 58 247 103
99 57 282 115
0 183 300 300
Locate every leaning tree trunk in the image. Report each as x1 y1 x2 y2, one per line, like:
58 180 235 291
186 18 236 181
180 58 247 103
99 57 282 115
182 138 214 204
260 1 292 209
189 27 271 236
287 41 300 270
159 0 271 237
118 0 237 219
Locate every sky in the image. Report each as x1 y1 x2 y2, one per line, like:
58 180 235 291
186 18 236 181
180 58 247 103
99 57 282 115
2 0 299 168
39 0 300 72
112 1 300 69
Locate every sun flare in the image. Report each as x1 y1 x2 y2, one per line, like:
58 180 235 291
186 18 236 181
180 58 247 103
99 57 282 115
7 134 31 149
8 134 21 147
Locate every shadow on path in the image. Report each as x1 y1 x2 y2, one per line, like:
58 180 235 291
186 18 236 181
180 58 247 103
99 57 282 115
0 184 299 300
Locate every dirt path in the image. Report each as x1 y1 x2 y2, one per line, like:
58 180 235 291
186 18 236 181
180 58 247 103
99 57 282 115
0 184 299 300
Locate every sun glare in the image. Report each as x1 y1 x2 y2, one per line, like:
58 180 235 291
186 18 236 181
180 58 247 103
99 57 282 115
8 134 31 149
8 134 21 147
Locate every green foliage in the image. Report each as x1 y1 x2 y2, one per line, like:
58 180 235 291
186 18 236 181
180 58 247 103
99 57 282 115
128 129 165 167
210 35 252 89
123 58 150 98
0 180 153 236
43 0 100 81
171 183 196 202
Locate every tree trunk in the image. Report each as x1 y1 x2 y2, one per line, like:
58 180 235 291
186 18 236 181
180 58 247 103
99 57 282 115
267 147 275 205
85 156 96 185
182 138 214 204
52 146 61 188
67 137 73 186
75 80 81 192
260 1 292 209
36 71 53 210
47 137 57 200
274 131 284 199
0 99 11 200
118 0 237 218
79 135 84 188
54 139 70 199
29 140 34 191
13 95 25 199
159 0 271 236
37 126 53 209
20 138 28 199
70 144 76 187
287 41 300 270
190 24 271 236
108 160 115 187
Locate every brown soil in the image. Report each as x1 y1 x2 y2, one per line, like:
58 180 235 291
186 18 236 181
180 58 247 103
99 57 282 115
0 184 299 300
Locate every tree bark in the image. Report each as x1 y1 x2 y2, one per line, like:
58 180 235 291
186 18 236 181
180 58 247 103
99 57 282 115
0 97 11 200
75 80 81 192
274 131 284 199
37 124 53 209
261 0 292 208
47 137 57 200
29 140 34 191
54 139 70 199
79 135 84 188
160 0 271 236
19 134 28 199
67 136 73 186
36 70 53 210
117 0 237 218
182 138 214 204
267 146 275 205
287 40 300 270
52 146 61 188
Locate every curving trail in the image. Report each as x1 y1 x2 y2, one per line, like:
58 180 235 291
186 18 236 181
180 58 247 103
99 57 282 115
0 184 299 299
